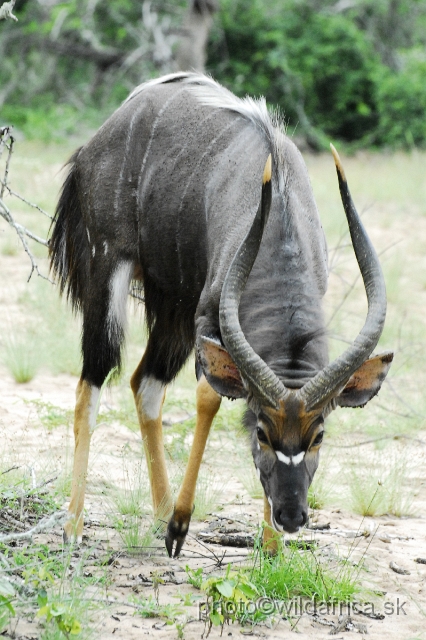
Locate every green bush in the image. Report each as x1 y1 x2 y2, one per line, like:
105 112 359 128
375 52 426 147
208 0 381 144
2 0 426 148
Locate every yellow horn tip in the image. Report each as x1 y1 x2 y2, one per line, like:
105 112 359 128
330 143 347 182
263 154 272 184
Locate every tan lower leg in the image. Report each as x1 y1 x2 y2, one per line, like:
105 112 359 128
64 379 98 542
263 494 280 554
131 374 172 520
174 376 221 518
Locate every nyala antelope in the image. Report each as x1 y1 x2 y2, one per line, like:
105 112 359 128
49 73 393 557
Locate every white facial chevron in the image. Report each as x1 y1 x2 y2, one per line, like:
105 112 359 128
275 450 305 466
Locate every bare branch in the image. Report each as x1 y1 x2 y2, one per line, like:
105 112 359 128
1 184 53 220
0 194 51 281
0 0 17 21
0 510 67 544
0 127 14 198
0 127 53 282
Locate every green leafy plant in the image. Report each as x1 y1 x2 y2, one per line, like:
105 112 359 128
37 590 82 638
0 578 15 632
201 564 261 634
131 594 184 624
186 566 204 589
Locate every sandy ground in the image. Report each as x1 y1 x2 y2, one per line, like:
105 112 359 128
1 367 426 640
0 248 425 640
1 144 426 639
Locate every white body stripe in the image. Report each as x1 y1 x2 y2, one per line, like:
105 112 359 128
137 376 166 421
113 102 147 217
107 261 133 340
137 89 185 204
275 450 305 466
88 386 100 433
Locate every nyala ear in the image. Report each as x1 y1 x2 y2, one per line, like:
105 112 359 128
337 352 394 408
197 336 246 399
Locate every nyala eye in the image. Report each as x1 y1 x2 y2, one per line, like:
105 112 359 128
257 427 268 444
312 431 324 447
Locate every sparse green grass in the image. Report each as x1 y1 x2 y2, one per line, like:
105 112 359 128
237 463 263 500
249 539 361 604
346 448 416 517
108 451 173 551
197 539 364 634
111 457 149 520
27 400 73 431
0 464 59 522
3 333 39 383
308 449 336 511
0 462 105 638
193 470 227 520
0 542 106 639
19 280 82 377
115 513 163 551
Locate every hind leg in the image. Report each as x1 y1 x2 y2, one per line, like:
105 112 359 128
130 313 194 529
64 379 100 542
130 362 172 522
64 260 133 542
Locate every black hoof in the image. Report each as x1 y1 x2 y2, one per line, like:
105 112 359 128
165 511 191 558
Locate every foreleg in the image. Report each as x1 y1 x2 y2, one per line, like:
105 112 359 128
165 375 221 557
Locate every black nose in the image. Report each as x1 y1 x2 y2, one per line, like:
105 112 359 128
275 508 307 533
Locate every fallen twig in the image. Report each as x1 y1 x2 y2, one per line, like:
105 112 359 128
0 510 67 544
0 465 20 475
389 561 410 575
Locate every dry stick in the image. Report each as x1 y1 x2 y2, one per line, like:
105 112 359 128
0 510 67 544
0 128 52 281
190 533 223 564
0 129 14 199
30 474 58 492
2 183 53 220
1 465 20 475
0 196 51 281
